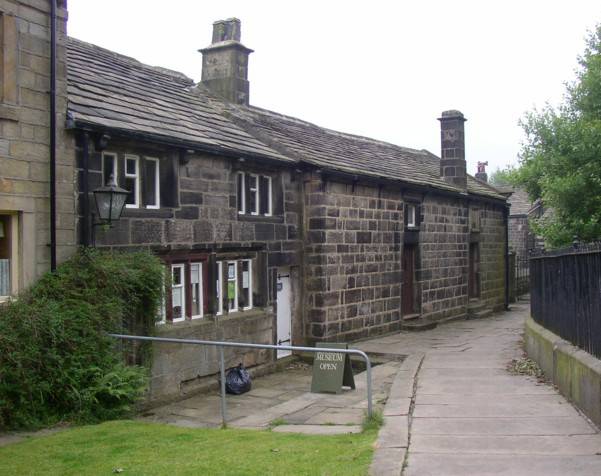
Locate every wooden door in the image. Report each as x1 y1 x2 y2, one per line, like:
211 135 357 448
469 243 480 298
402 245 416 315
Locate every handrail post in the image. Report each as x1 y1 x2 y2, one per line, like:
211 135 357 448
365 356 373 418
218 345 227 427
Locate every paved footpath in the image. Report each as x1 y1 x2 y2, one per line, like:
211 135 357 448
361 300 601 476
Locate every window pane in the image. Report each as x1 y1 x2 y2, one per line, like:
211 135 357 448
125 177 136 205
227 262 237 311
0 215 11 296
240 259 251 309
145 160 157 206
259 176 269 215
126 158 136 175
237 172 244 213
103 155 116 185
172 287 183 320
191 263 202 318
172 266 182 285
249 175 258 214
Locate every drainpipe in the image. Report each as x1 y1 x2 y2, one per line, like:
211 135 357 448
504 205 510 310
49 0 57 270
81 132 90 246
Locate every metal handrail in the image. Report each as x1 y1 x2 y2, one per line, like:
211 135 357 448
109 333 373 427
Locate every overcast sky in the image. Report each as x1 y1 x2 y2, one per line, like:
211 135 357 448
68 1 600 177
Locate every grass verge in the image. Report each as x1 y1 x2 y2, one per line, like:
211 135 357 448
0 420 376 475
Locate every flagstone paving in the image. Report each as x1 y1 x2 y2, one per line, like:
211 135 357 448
141 359 402 434
362 300 601 476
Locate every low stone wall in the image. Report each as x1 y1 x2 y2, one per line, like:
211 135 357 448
148 309 274 404
525 316 601 427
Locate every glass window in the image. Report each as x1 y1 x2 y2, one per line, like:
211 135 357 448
145 158 160 209
124 155 139 208
171 264 185 322
191 262 203 319
237 172 245 214
102 152 117 186
407 204 416 227
216 261 224 316
227 261 238 311
248 174 259 215
0 215 12 298
240 259 252 310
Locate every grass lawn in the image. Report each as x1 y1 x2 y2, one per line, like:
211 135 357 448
0 420 376 475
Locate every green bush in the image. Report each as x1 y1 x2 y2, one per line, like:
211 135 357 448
0 249 164 430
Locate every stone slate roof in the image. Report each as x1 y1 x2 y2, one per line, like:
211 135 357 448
220 105 506 200
67 37 506 202
66 38 291 164
497 186 532 216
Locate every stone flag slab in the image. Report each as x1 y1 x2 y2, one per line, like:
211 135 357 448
311 342 355 394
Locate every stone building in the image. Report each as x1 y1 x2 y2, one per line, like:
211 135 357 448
63 18 508 402
0 0 75 302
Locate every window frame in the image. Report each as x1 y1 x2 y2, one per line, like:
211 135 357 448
406 203 416 228
237 172 273 217
216 261 224 316
101 151 118 186
190 261 204 320
145 157 160 209
241 259 253 310
237 171 246 215
170 263 186 323
264 176 273 216
124 155 140 208
227 260 239 312
0 213 18 301
249 173 259 216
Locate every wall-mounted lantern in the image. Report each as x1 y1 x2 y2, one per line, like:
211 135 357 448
90 175 129 246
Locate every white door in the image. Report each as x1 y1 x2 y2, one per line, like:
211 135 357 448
276 269 292 358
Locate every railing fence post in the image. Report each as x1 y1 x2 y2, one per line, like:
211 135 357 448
219 345 227 427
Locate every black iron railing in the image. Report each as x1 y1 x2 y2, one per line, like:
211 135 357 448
530 242 601 359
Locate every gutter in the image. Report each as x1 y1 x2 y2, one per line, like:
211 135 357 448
49 0 57 270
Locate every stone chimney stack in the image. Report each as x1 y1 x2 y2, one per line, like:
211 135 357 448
438 110 467 190
200 18 253 106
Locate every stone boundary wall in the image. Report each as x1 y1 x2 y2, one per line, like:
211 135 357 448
525 316 601 428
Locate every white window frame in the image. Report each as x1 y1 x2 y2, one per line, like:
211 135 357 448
407 204 416 228
145 157 160 209
242 259 253 310
216 261 224 316
101 151 118 186
249 173 259 216
171 264 186 323
227 260 239 312
264 176 273 216
124 155 140 208
190 262 204 320
0 213 19 301
157 267 166 325
237 171 246 215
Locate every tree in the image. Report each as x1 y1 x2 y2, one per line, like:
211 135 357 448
489 166 516 188
514 24 601 247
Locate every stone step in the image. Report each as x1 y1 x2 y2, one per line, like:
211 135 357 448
467 308 493 320
401 318 438 332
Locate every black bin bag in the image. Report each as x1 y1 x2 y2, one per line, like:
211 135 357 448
225 363 252 395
